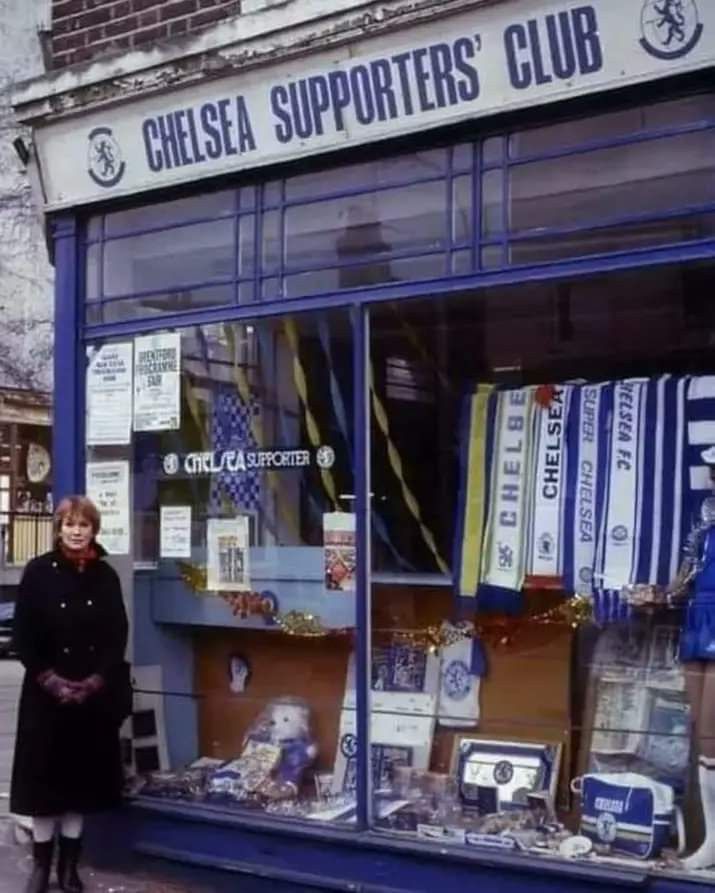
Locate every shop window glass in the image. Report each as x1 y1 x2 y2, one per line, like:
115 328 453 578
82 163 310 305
261 277 282 300
87 285 235 325
284 252 446 299
452 175 473 244
368 260 715 879
509 94 715 159
85 243 102 301
283 181 448 274
262 181 282 208
240 185 257 210
239 281 256 304
481 169 504 237
508 211 715 267
261 210 281 276
481 136 504 167
103 189 235 237
451 249 472 275
239 215 256 281
103 219 236 298
509 129 715 234
85 215 103 243
480 244 504 269
86 310 355 827
452 144 473 172
284 150 448 202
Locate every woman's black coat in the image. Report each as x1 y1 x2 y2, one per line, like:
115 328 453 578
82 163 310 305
10 547 129 816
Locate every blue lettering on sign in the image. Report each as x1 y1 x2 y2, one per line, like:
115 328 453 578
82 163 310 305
140 34 484 172
505 5 603 90
271 36 481 144
143 96 257 172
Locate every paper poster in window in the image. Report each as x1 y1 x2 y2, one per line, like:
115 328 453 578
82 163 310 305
86 461 130 554
86 342 133 445
133 332 181 432
324 512 356 592
160 505 192 559
207 517 250 591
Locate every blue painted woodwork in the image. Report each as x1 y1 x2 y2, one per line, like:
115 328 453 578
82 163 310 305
85 801 704 893
134 572 198 768
52 215 82 501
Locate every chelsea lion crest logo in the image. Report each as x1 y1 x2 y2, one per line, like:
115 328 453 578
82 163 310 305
443 659 471 700
596 811 618 843
316 445 336 469
87 126 126 188
493 760 514 785
163 453 179 476
640 1 703 60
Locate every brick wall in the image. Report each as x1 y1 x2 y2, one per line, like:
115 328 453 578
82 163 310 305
51 0 242 69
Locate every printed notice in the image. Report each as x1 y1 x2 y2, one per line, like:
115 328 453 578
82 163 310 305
86 461 130 554
160 505 192 559
86 342 133 445
324 512 356 592
207 517 250 592
133 332 181 432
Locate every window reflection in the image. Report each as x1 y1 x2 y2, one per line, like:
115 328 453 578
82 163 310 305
510 129 715 234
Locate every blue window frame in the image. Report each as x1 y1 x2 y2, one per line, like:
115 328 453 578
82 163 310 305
81 91 715 337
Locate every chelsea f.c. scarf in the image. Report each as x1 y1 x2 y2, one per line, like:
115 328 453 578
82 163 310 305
455 385 495 599
478 387 535 612
562 382 612 597
526 385 573 578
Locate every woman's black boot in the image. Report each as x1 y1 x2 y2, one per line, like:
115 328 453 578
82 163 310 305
25 840 53 893
57 836 84 892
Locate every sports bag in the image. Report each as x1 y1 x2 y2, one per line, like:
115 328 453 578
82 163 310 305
571 772 681 860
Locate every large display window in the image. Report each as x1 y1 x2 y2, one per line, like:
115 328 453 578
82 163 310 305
367 259 715 879
86 310 358 825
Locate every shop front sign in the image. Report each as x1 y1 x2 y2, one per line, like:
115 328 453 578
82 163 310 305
162 445 335 476
34 0 713 210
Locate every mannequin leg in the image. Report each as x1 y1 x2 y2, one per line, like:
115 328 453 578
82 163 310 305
683 663 715 869
699 665 715 760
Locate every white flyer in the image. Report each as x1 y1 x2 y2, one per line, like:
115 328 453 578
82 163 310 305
133 332 181 432
86 342 133 445
207 517 250 591
86 461 130 554
160 505 192 559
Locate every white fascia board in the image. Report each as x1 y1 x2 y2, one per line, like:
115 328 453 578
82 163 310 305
13 0 497 123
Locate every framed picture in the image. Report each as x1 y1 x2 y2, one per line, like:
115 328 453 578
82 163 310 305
450 737 562 812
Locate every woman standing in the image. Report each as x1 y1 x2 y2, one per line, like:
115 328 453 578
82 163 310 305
11 495 129 893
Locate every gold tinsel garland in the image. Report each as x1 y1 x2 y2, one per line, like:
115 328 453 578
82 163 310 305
176 561 594 651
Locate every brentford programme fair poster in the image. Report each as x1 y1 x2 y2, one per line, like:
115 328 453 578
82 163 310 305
133 332 181 432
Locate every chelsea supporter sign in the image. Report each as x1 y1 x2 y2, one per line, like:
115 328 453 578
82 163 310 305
35 0 713 209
